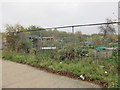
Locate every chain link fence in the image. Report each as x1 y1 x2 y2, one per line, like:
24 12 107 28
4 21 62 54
2 22 119 59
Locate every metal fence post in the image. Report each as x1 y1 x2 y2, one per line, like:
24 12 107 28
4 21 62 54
40 30 42 52
72 26 74 45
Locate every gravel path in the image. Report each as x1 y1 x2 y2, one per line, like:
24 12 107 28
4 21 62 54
2 59 101 88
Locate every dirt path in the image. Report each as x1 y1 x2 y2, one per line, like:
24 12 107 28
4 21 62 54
2 59 101 88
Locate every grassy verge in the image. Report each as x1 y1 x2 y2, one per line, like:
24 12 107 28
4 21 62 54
2 50 119 88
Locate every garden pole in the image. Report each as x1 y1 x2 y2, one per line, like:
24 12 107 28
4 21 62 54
72 26 74 45
40 29 42 52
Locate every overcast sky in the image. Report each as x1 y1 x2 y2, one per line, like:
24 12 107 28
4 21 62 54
0 0 119 34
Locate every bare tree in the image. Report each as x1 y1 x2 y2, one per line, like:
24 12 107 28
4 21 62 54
99 18 116 39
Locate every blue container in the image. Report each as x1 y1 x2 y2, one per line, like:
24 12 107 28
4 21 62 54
27 48 30 53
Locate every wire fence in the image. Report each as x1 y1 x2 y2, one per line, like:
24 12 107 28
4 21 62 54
2 21 119 60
